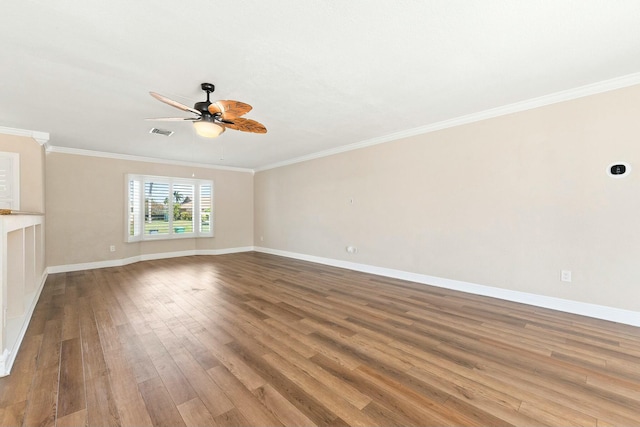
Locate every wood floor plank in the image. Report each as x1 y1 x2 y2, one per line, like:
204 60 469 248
474 354 640 426
56 409 87 427
252 383 317 427
0 400 27 427
78 296 109 381
263 351 380 426
101 348 153 426
84 374 121 427
22 364 59 427
586 372 640 402
61 296 80 341
93 305 153 426
170 347 235 417
355 364 476 426
176 398 218 427
190 327 268 390
1 253 639 427
208 365 283 426
251 319 373 409
36 318 62 369
406 363 535 426
310 352 449 427
518 400 596 427
117 323 159 384
361 399 424 427
0 334 42 407
226 341 342 425
137 331 198 406
58 337 86 418
214 407 252 427
138 377 187 427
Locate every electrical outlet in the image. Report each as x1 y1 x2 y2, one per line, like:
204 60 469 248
110 245 116 252
561 270 571 282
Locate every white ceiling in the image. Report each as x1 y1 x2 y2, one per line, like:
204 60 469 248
2 1 640 170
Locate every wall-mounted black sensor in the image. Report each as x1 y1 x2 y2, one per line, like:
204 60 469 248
607 162 631 178
611 164 626 175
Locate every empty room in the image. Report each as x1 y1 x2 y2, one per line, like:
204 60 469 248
1 1 639 426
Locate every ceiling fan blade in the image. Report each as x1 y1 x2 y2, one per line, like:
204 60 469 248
150 92 201 115
223 117 267 134
208 100 253 118
145 117 199 121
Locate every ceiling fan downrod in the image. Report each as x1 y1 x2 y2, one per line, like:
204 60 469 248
195 83 216 116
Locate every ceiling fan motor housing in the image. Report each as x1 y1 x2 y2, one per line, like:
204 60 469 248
194 101 212 115
195 83 216 116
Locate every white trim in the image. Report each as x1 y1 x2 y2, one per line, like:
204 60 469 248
21 73 640 173
195 246 255 256
46 246 255 274
0 126 50 147
0 349 8 376
44 245 640 327
256 72 640 172
254 247 640 327
46 145 254 174
1 270 47 376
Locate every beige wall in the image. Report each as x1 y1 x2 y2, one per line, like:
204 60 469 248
45 153 253 267
0 134 46 213
255 84 640 312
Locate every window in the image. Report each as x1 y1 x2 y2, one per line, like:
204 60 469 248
126 174 213 242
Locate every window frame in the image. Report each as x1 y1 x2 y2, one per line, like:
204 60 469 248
125 174 214 242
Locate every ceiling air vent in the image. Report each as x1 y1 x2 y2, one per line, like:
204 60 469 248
149 127 174 137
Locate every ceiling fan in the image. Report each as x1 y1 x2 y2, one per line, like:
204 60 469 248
147 82 267 138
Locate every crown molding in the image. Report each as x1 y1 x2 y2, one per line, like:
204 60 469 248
46 145 255 173
255 72 640 172
0 126 50 147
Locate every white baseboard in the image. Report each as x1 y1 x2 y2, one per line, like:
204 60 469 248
254 246 640 328
45 246 639 327
46 247 255 274
1 270 48 376
0 350 9 376
195 246 256 256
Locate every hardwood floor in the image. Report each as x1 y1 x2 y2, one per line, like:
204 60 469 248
1 252 639 426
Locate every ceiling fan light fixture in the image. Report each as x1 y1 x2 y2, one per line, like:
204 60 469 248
193 117 225 138
149 83 266 136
